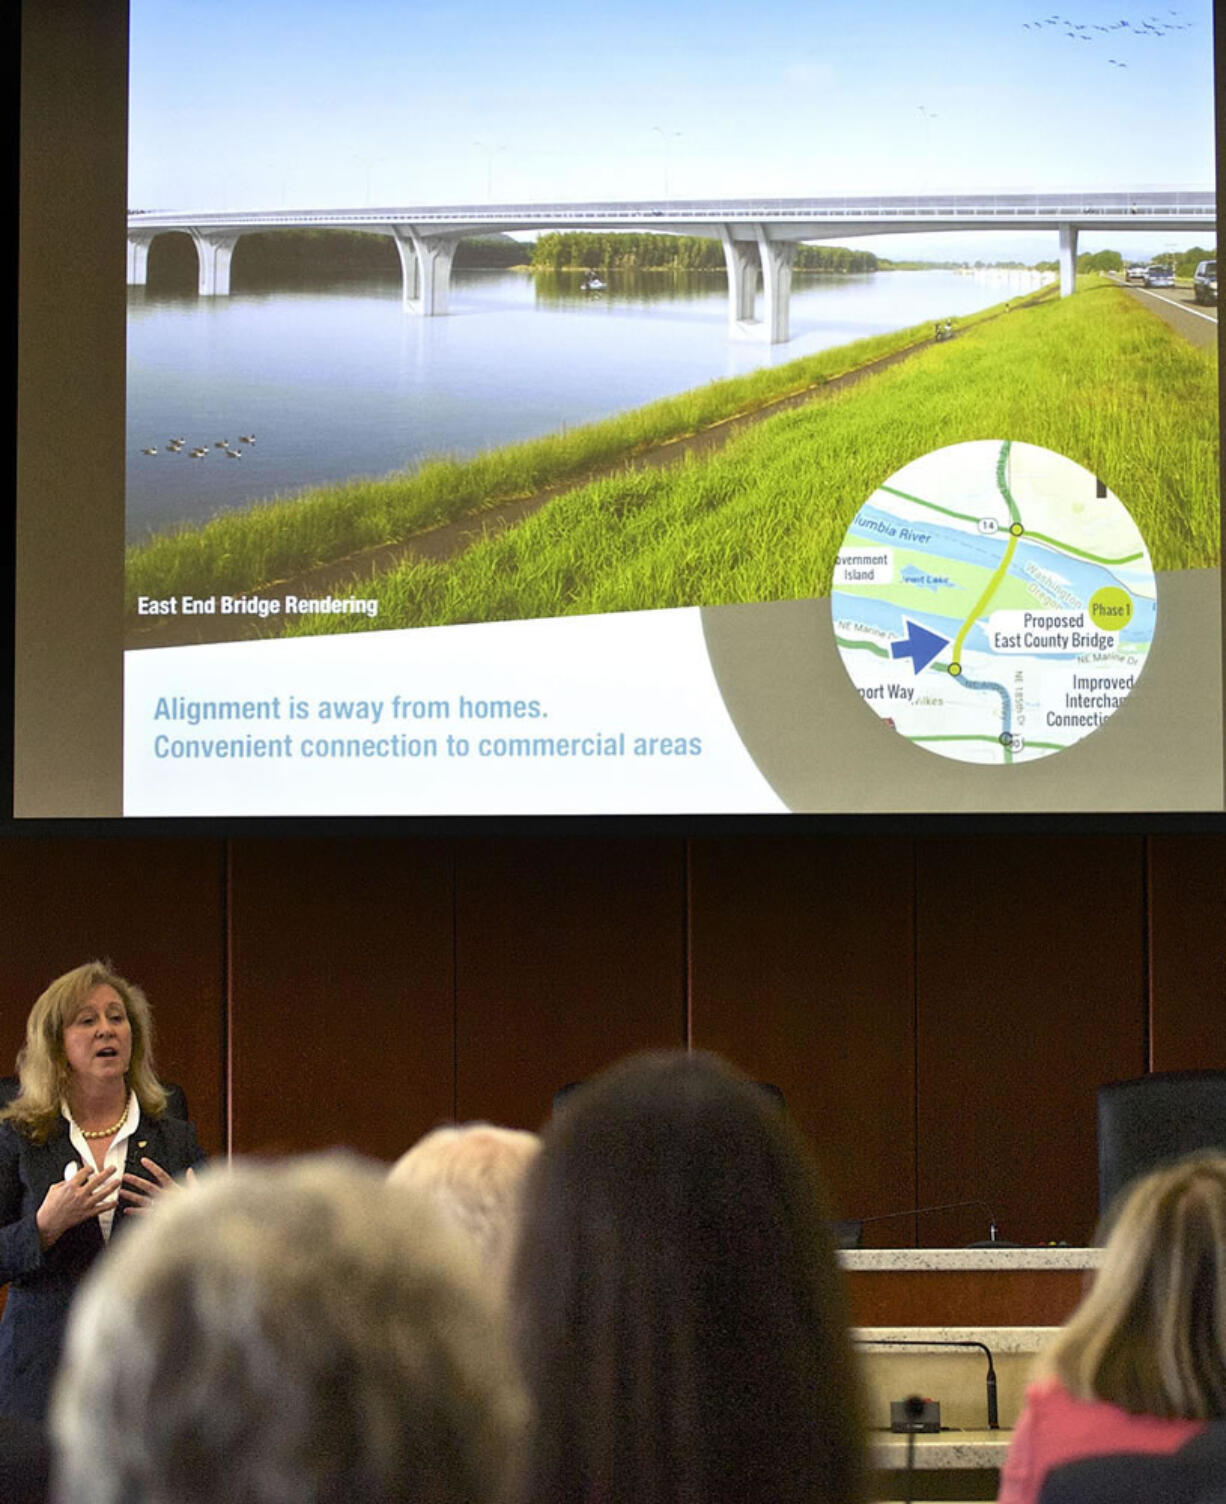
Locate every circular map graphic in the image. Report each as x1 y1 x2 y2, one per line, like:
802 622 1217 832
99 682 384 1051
832 440 1156 765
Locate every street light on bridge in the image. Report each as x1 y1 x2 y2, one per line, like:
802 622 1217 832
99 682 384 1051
473 140 507 203
651 126 682 204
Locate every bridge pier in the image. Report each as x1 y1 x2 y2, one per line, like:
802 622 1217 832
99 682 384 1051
191 231 239 296
126 234 154 286
721 228 758 329
392 227 460 315
1058 224 1078 298
758 228 796 343
720 225 795 343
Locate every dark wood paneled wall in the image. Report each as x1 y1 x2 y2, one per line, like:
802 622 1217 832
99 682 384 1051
1 833 1221 1243
454 838 687 1127
688 837 917 1242
913 837 1147 1247
227 839 456 1160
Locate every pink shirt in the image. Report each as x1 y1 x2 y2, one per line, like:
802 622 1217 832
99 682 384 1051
997 1378 1206 1504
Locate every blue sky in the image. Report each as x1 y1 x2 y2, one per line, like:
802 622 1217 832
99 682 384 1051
129 0 1216 258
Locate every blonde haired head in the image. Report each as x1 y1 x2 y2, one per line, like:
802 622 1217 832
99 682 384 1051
389 1123 540 1279
53 1154 526 1504
1041 1153 1226 1417
2 962 168 1143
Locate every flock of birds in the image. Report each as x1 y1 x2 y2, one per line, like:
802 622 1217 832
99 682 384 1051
141 434 256 460
917 8 1189 119
1021 9 1193 65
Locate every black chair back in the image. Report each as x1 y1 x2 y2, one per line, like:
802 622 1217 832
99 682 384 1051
1097 1071 1226 1213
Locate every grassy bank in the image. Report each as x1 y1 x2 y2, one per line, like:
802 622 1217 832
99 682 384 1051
284 278 1218 634
125 289 1045 609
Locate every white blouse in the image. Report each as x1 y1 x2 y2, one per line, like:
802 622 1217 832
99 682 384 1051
61 1093 139 1241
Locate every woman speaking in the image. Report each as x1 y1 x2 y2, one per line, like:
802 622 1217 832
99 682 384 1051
0 962 206 1422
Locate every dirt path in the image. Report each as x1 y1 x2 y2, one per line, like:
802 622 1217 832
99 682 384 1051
124 322 969 651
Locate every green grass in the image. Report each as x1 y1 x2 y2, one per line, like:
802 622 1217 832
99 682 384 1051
285 279 1218 635
125 289 1047 609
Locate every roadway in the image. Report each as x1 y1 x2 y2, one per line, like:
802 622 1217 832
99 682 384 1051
1113 276 1218 350
128 190 1216 242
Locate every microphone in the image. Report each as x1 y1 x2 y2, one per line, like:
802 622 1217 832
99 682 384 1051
858 1337 999 1430
835 1199 1019 1248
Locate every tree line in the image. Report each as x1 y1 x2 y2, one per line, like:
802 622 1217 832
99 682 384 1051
146 229 526 283
1032 245 1216 277
530 232 878 274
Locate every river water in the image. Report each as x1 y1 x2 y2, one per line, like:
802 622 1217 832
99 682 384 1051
126 264 1050 543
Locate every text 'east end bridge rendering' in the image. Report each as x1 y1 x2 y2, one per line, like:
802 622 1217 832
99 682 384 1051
128 190 1215 345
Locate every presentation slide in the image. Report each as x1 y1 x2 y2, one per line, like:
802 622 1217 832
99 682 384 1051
17 0 1223 817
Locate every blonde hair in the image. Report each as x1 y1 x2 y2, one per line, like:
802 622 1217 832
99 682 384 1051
53 1155 526 1504
1 961 168 1143
389 1124 540 1278
1040 1153 1226 1417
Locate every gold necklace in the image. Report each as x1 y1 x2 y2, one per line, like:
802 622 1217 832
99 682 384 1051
80 1110 128 1140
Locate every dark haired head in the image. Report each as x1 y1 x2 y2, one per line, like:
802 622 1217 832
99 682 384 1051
512 1050 865 1504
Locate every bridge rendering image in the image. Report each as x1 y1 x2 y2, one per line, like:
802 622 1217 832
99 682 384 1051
115 0 1222 816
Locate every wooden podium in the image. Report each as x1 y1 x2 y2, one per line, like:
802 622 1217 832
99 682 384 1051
843 1249 1100 1502
843 1246 1099 1327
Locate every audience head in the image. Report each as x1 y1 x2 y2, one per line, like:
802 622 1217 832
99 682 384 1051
510 1049 865 1504
1042 1152 1226 1418
3 960 167 1141
388 1123 540 1278
51 1154 526 1504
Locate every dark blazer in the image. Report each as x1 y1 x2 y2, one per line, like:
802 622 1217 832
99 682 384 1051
0 1110 206 1422
1039 1423 1226 1504
0 1413 51 1504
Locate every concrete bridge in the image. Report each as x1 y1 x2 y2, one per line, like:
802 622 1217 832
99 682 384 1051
127 191 1215 344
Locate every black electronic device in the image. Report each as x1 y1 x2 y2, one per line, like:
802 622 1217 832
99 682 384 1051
891 1397 940 1434
860 1338 998 1431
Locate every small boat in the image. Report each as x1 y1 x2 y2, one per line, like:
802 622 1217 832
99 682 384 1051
580 273 606 293
141 447 157 455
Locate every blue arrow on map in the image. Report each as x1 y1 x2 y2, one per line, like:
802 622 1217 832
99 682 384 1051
889 619 949 674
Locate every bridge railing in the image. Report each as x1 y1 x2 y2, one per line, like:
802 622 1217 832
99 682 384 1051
128 191 1216 231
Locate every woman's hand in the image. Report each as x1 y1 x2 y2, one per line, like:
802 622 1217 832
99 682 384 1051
35 1165 118 1250
119 1157 195 1215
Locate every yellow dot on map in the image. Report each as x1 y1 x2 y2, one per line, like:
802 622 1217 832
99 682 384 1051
1088 587 1133 631
1010 522 1024 536
949 662 962 677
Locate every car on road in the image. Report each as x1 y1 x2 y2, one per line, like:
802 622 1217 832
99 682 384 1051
1125 264 1148 283
1193 260 1217 305
1143 264 1175 288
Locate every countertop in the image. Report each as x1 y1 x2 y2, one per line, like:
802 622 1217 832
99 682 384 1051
842 1247 1101 1272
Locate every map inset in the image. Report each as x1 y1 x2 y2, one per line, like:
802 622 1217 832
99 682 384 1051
833 440 1156 765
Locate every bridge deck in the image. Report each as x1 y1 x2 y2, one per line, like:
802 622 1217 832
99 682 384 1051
130 190 1215 237
124 190 1216 343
